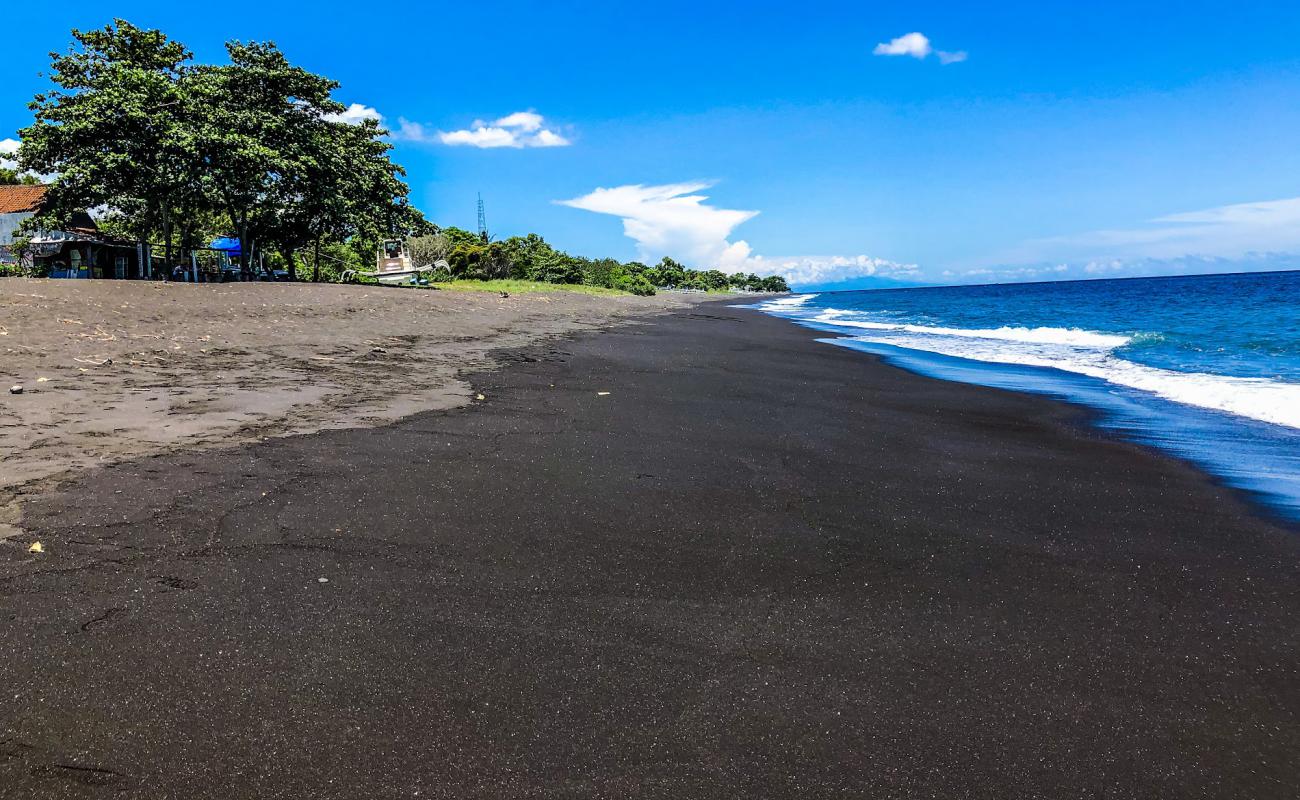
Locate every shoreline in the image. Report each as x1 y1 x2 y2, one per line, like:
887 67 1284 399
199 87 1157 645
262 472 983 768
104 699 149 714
828 336 1300 528
2 302 1296 796
753 293 1300 526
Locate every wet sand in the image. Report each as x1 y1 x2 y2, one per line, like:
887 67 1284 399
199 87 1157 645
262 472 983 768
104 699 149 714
1 302 1297 798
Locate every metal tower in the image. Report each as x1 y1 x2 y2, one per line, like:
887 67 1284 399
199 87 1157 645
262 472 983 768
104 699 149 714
477 193 487 239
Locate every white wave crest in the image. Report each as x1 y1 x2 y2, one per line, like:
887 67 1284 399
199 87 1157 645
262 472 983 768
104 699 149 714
758 293 819 310
852 333 1300 430
810 311 1132 349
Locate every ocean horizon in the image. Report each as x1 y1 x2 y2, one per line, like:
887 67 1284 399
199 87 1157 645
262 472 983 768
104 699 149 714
756 269 1300 520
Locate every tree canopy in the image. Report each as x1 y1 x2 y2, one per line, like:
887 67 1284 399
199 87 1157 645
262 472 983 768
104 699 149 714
16 19 419 275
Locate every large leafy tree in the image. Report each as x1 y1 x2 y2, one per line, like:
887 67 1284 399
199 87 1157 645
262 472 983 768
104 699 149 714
18 21 417 278
19 20 193 256
181 40 344 274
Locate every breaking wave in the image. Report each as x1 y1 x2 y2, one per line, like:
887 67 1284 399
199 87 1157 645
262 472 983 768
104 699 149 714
775 307 1300 431
810 310 1132 349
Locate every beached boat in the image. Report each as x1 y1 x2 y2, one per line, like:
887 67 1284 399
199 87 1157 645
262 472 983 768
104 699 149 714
343 239 443 286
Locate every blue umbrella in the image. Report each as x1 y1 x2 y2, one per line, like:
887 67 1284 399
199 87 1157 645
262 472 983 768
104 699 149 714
210 237 241 255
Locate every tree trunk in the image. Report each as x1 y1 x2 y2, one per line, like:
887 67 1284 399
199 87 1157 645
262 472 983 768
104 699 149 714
163 210 173 273
236 218 251 280
281 247 297 282
312 235 321 283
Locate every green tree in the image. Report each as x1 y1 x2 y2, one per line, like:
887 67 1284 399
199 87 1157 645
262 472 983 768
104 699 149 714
182 40 346 274
0 167 40 186
18 19 194 262
700 269 729 290
651 257 686 287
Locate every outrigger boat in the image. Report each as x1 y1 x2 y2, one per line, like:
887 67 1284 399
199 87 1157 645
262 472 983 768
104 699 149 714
342 239 445 286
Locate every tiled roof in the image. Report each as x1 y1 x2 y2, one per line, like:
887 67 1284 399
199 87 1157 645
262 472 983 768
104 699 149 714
0 185 48 214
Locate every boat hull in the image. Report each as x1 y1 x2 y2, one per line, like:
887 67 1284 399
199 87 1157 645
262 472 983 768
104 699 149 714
374 268 432 286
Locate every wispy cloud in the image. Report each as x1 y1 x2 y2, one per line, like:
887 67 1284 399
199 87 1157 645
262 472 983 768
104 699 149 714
324 104 570 148
438 111 571 149
874 32 967 64
950 196 1300 284
558 181 911 286
998 196 1300 264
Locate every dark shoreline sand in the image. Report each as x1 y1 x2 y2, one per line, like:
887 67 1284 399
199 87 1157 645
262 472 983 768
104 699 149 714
2 303 1297 797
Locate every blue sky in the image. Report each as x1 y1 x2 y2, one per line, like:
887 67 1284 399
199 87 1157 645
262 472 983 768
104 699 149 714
4 1 1300 288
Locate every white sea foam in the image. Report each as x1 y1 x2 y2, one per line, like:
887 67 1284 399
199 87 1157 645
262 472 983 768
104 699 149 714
758 293 819 310
770 305 1300 430
809 311 1132 348
848 331 1300 430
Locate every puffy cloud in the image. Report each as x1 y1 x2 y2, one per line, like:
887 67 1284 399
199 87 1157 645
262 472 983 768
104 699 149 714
324 103 384 125
559 182 913 286
438 125 519 148
559 182 758 269
438 111 571 149
874 32 932 58
0 137 17 170
493 111 544 132
874 32 966 64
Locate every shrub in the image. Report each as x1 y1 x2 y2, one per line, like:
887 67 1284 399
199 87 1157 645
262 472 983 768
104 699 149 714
613 272 656 296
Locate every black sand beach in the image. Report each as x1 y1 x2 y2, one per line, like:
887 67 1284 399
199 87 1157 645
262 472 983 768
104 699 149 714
2 303 1297 798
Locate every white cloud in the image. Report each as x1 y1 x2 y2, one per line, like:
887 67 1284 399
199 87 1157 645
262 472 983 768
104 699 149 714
950 196 1300 284
1001 196 1300 264
874 32 932 59
324 103 384 125
322 105 570 148
0 138 17 170
438 111 571 149
874 32 967 64
558 181 911 285
438 126 519 148
531 129 570 147
752 255 921 286
493 111 544 132
560 182 758 268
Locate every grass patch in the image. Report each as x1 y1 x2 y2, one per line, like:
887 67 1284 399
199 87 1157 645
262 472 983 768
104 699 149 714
428 279 633 297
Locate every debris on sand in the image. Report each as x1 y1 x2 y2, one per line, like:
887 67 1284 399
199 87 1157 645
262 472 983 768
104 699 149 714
9 385 22 395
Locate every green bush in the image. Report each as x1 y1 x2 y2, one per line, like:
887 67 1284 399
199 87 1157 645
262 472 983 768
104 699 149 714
612 272 656 296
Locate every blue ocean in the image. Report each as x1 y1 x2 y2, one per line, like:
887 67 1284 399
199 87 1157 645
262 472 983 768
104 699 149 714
755 270 1300 521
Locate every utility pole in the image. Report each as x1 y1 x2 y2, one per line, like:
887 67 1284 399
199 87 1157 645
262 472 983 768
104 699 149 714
477 193 488 240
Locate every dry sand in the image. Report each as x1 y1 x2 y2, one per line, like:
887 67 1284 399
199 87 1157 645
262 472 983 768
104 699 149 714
0 279 703 536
